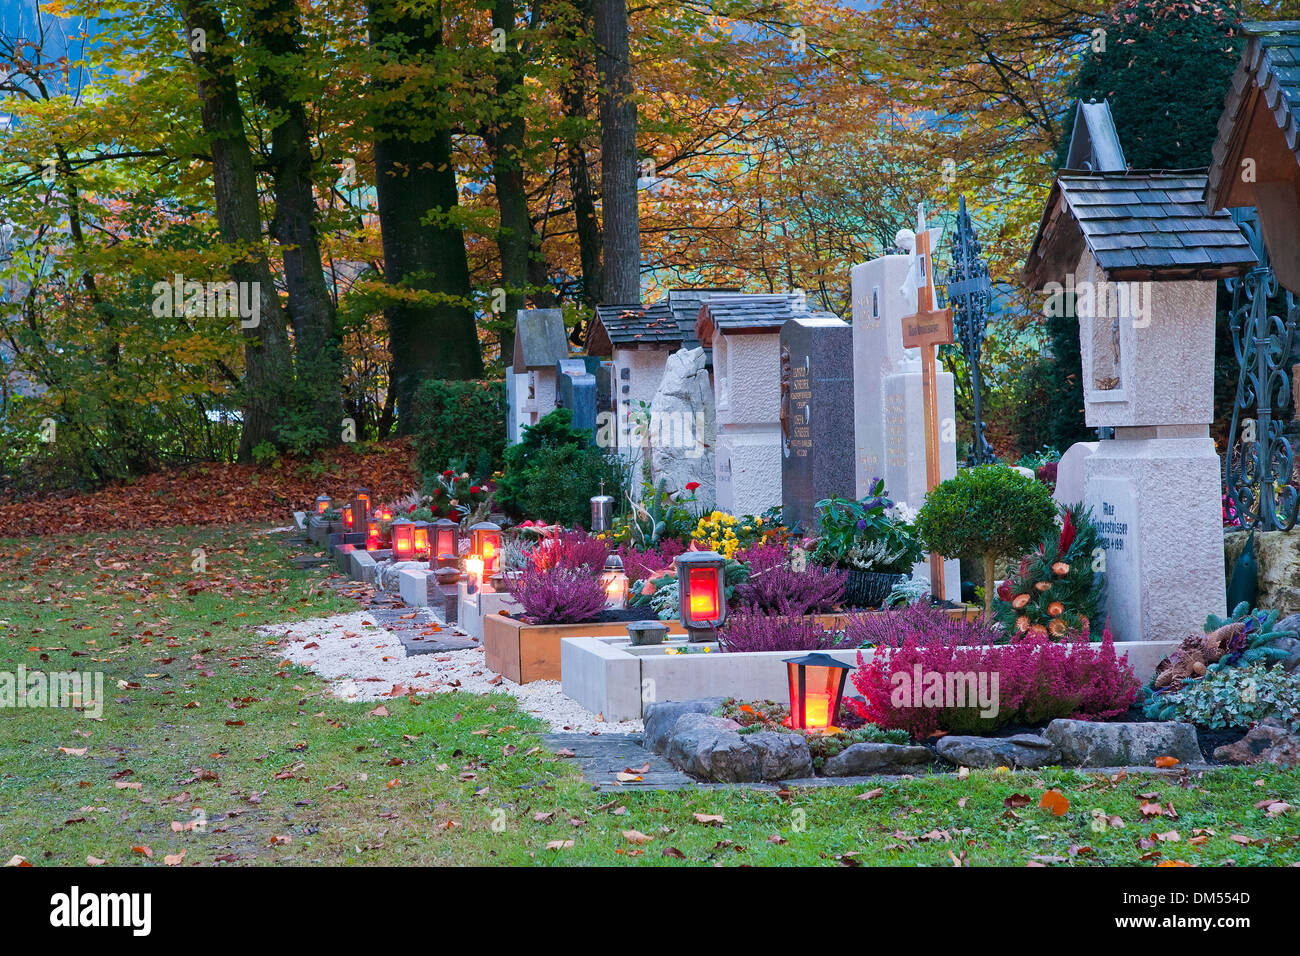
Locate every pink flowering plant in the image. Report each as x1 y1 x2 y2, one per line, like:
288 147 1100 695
512 564 608 624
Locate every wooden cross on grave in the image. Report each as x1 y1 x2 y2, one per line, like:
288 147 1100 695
901 202 954 601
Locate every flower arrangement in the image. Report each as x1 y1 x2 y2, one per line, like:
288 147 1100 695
415 467 493 521
732 562 847 616
807 479 923 574
529 528 609 574
992 502 1105 640
846 602 1002 650
1222 493 1241 527
692 509 771 559
617 539 686 583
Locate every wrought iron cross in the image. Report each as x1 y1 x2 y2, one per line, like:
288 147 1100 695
1224 206 1299 532
941 195 997 465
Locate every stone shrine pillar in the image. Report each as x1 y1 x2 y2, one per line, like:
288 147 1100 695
850 252 959 596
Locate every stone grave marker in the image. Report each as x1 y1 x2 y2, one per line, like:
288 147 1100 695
779 315 855 532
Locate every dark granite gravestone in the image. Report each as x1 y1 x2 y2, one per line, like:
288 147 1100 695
556 358 597 438
780 315 855 533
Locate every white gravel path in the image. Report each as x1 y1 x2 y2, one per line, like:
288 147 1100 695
265 610 642 734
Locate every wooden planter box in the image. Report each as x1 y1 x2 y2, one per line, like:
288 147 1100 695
483 614 689 683
485 605 982 684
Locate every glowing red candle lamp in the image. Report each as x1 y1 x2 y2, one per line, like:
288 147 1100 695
391 519 416 560
783 653 853 732
412 521 431 560
674 551 725 641
315 494 332 515
470 521 502 575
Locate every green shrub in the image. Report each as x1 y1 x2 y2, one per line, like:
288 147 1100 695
1157 664 1300 732
915 464 1057 614
495 408 620 528
410 379 506 487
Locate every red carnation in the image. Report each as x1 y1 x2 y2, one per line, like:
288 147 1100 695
685 481 700 492
470 485 481 495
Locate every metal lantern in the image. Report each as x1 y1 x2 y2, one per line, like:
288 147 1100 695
342 502 354 530
469 521 502 575
412 520 431 560
391 519 416 561
783 652 853 731
675 550 726 641
352 488 371 522
601 554 628 609
379 507 393 521
315 494 332 515
590 480 614 533
433 518 460 567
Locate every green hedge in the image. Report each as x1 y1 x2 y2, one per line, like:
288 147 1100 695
410 379 506 486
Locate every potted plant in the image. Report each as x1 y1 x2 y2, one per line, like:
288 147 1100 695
808 480 924 608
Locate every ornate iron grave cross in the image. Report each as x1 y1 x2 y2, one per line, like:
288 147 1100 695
1224 206 1300 532
941 195 997 466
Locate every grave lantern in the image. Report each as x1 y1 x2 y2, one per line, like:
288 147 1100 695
470 521 502 575
601 554 628 609
675 550 725 641
315 494 332 515
353 488 371 521
342 503 354 530
391 519 416 561
783 652 852 731
379 506 393 521
366 516 382 551
412 521 431 560
590 481 614 533
464 556 484 595
433 518 460 566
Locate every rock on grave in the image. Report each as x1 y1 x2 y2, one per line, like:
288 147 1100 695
665 713 759 782
745 731 813 780
643 697 727 754
649 347 716 502
935 734 1062 769
820 742 933 776
1045 719 1201 767
1213 718 1300 768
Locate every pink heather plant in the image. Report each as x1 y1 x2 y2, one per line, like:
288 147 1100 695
618 539 686 582
734 543 787 576
530 528 609 574
847 622 1139 738
512 564 607 624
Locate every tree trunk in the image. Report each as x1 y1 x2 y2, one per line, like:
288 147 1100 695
249 0 342 444
368 0 483 431
487 0 531 364
182 0 293 462
562 0 603 308
983 553 996 616
593 0 640 304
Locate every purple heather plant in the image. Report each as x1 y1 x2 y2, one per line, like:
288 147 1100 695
719 603 854 653
512 564 608 624
845 602 1002 650
618 539 686 583
733 562 847 616
530 528 609 574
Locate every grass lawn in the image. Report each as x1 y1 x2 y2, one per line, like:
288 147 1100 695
2 524 1298 867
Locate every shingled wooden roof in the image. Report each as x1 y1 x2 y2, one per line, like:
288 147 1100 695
1206 20 1300 212
1024 170 1256 289
586 288 737 354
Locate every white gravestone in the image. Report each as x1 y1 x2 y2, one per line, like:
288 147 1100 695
851 248 959 597
1071 248 1226 642
711 327 783 517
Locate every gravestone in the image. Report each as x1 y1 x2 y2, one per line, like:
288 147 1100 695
555 358 597 436
649 347 716 503
1054 441 1099 507
779 316 855 532
1024 163 1255 641
507 308 569 442
851 245 959 597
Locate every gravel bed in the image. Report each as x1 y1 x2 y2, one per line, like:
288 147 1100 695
265 611 641 735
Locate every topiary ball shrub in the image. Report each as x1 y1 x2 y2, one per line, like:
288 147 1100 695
915 464 1057 614
410 379 506 486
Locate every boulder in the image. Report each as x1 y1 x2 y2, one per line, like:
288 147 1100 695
1213 718 1300 768
1045 719 1201 767
649 347 716 503
1053 441 1098 507
746 731 813 780
643 698 727 755
665 713 758 782
821 742 933 777
935 734 1062 769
